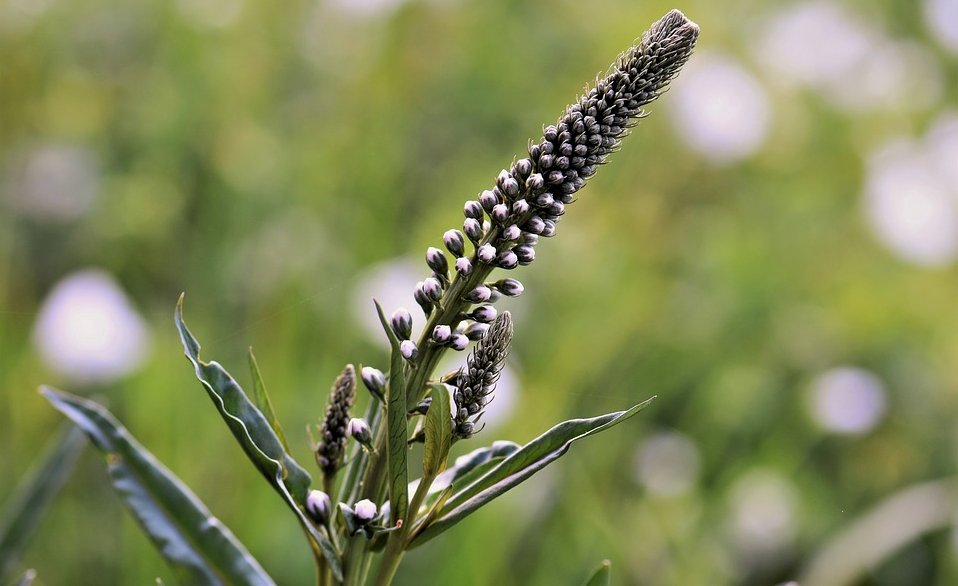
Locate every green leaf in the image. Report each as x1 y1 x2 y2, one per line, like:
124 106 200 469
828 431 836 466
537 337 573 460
422 384 452 478
580 560 611 586
416 441 519 514
247 349 291 454
411 398 655 546
175 296 342 581
41 387 275 586
0 424 85 583
374 300 408 526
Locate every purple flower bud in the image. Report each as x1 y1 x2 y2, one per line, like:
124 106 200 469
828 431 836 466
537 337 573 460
477 243 496 263
426 247 448 276
390 308 413 340
535 192 554 207
521 232 539 246
354 499 378 522
514 158 533 178
463 322 490 341
455 257 473 275
487 289 503 303
546 170 564 184
547 201 565 217
432 325 452 343
502 224 521 241
347 418 373 446
514 244 536 265
541 219 556 237
422 277 443 302
450 333 469 351
463 218 483 243
400 340 418 361
502 177 519 197
527 173 545 191
471 304 497 323
414 287 432 315
361 366 386 394
496 250 518 269
463 200 484 219
525 216 545 234
491 203 509 224
464 285 492 303
443 229 465 257
512 199 530 216
539 154 554 170
306 490 332 525
479 190 498 212
495 278 524 297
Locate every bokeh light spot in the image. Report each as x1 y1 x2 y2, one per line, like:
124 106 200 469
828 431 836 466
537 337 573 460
807 367 887 435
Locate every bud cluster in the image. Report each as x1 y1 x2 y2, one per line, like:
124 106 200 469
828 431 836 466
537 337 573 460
452 312 513 440
315 364 357 477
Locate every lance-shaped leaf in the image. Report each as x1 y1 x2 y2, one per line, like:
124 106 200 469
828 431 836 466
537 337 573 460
41 387 275 586
248 349 290 454
374 300 408 526
0 424 85 583
411 398 655 546
175 296 342 580
422 384 452 479
580 560 611 586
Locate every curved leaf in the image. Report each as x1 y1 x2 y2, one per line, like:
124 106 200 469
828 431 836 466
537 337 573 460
374 300 408 527
41 387 275 586
580 560 611 586
175 296 342 581
0 424 85 583
411 398 655 546
422 384 452 478
248 349 290 454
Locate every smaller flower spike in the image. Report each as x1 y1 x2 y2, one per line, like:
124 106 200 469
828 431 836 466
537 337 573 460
315 364 357 477
453 312 513 440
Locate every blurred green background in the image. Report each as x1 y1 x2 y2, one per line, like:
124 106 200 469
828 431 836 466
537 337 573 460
1 0 956 585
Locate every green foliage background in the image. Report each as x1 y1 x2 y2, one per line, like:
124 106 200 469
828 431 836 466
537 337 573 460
1 0 955 585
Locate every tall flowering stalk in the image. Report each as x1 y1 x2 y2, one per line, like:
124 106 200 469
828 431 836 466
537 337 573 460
39 9 699 586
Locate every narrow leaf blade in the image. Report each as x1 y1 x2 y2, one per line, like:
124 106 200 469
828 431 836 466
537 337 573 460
41 387 275 586
375 300 408 526
581 560 611 586
0 424 86 583
248 349 291 454
422 384 452 478
411 398 655 546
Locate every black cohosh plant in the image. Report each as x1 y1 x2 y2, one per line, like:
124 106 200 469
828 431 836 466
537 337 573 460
36 10 699 586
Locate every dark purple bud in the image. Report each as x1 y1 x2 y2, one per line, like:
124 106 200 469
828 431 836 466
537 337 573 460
471 304 497 323
464 285 492 303
444 229 465 257
535 192 554 208
463 200 484 219
521 232 539 246
494 278 524 297
541 219 557 237
390 308 413 340
463 322 490 341
479 190 498 212
544 125 558 142
422 277 443 302
512 199 530 216
547 201 565 217
477 243 496 263
514 244 535 265
450 333 469 351
496 250 518 269
455 256 473 275
546 170 564 184
491 203 509 224
527 173 545 192
414 287 432 314
539 154 554 170
514 158 533 178
525 216 545 234
502 177 519 197
487 289 503 303
432 325 452 343
463 218 483 243
502 224 521 241
361 367 385 395
400 340 418 361
426 247 448 276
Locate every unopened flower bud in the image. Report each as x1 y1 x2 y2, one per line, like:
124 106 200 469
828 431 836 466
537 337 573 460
479 190 498 212
306 490 332 525
450 333 469 350
432 325 452 343
514 158 533 178
463 322 490 341
495 278 524 297
514 244 535 265
527 173 545 191
464 285 492 303
400 340 418 361
491 203 509 224
477 243 496 263
525 216 545 234
471 304 497 323
354 499 378 522
521 232 539 246
422 277 443 302
496 250 518 269
361 366 386 395
455 257 473 275
540 219 556 237
502 224 521 241
347 418 374 450
463 200 483 219
501 176 520 197
390 308 413 340
463 218 483 243
535 192 554 208
444 229 466 257
414 287 432 315
512 199 530 216
426 247 448 276
546 201 565 217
